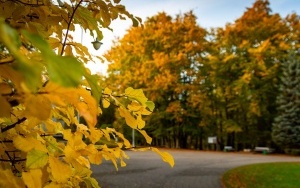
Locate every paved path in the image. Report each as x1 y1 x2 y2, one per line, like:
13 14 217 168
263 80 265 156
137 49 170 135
91 149 300 188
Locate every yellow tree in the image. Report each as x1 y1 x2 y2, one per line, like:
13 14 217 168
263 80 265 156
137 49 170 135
200 0 293 149
105 11 207 148
0 0 173 187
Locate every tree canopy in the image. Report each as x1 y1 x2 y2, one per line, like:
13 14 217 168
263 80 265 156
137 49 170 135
104 0 300 151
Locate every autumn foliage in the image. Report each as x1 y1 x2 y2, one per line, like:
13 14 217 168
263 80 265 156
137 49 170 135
0 0 174 187
105 0 300 151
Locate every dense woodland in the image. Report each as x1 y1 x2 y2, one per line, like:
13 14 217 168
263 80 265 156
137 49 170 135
102 0 300 153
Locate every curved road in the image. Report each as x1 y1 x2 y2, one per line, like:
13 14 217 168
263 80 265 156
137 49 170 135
92 149 300 188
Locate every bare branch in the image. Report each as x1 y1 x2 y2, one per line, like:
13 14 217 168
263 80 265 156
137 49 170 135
1 117 26 133
7 0 44 7
60 0 84 56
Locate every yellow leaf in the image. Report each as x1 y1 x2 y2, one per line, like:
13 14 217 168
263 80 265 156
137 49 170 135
49 156 72 183
45 136 63 155
127 101 142 111
85 177 100 188
43 82 98 127
72 161 92 178
76 156 90 168
0 169 25 188
89 127 102 144
25 117 42 130
138 130 152 144
103 87 112 95
223 54 235 63
133 147 151 152
102 99 110 108
26 149 48 169
0 82 12 94
88 151 102 165
0 65 23 92
22 169 43 188
64 131 86 150
75 89 98 127
115 132 131 148
137 115 145 129
62 129 72 141
140 107 152 115
24 94 51 120
64 45 73 56
102 128 111 141
77 117 89 127
152 148 174 168
64 145 80 163
125 87 148 105
48 37 61 49
44 182 61 188
14 135 47 152
0 96 11 117
120 159 126 167
119 107 137 129
44 119 63 133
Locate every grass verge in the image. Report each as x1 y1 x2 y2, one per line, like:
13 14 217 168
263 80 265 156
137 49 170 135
222 162 300 188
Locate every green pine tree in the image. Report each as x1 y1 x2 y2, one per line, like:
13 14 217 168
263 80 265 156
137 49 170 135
272 52 300 155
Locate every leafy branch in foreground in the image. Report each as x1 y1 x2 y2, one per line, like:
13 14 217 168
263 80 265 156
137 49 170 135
0 0 174 187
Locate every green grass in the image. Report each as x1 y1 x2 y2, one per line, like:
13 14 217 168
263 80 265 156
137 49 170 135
222 162 300 188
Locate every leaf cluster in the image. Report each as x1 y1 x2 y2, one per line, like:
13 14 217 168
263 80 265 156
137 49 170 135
0 0 174 187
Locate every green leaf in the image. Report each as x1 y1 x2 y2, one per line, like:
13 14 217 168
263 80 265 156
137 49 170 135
84 73 102 104
84 177 100 188
13 59 43 91
22 30 53 57
26 149 48 169
125 87 148 105
23 31 85 87
47 56 85 87
145 101 155 111
0 21 21 50
131 17 139 27
76 6 103 40
0 23 42 91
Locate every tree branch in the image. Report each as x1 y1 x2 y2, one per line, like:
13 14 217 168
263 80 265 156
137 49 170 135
0 158 26 162
8 0 44 7
1 117 26 133
0 61 14 65
60 0 84 56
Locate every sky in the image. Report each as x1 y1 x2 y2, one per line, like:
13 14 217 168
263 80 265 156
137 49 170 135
82 0 300 74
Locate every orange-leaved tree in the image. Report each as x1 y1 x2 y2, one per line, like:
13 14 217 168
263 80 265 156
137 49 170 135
0 0 174 187
105 11 208 148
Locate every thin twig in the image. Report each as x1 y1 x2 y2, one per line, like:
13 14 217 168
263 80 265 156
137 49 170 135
0 61 14 65
0 158 26 162
60 0 84 56
8 0 44 7
1 117 27 133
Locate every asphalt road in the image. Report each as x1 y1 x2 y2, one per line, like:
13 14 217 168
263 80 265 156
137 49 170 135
91 149 300 188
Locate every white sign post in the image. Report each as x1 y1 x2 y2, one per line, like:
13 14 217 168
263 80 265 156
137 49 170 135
208 136 217 150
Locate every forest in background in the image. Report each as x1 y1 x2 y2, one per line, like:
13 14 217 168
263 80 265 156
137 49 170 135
101 0 300 154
